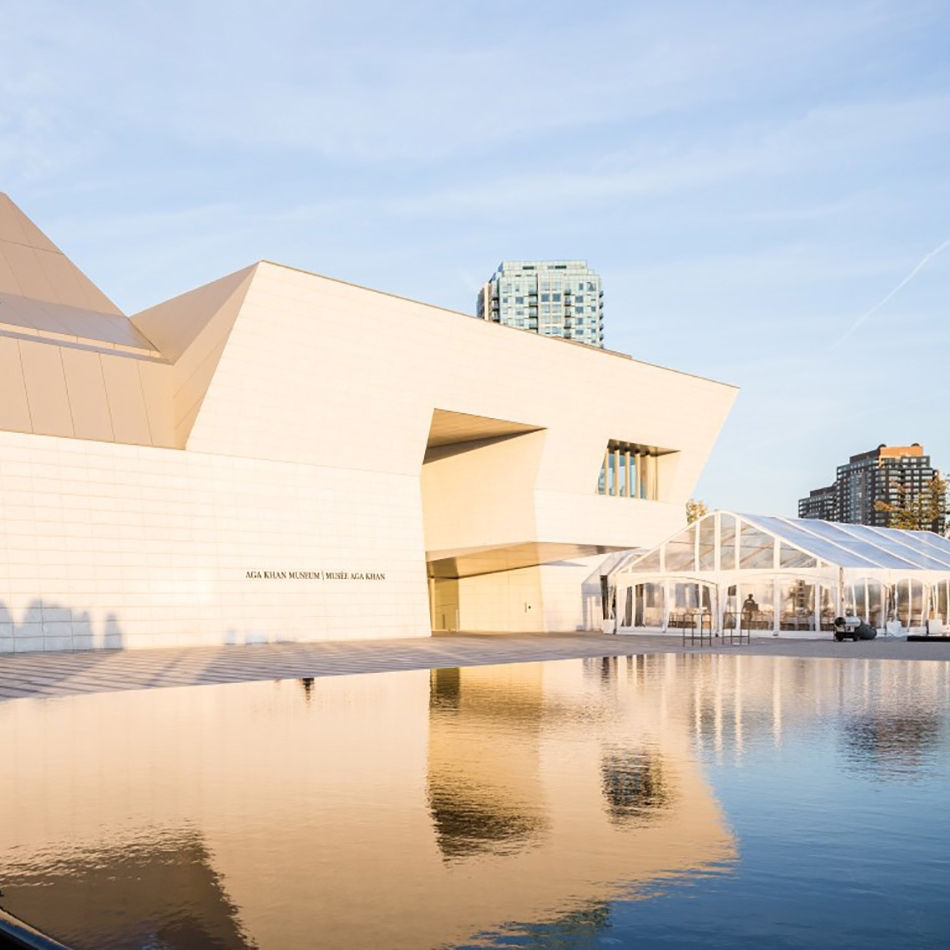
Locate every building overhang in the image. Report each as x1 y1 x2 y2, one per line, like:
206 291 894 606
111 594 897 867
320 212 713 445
426 408 544 450
427 541 626 579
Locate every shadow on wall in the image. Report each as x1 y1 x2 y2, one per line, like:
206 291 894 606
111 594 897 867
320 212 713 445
222 628 277 647
0 600 124 654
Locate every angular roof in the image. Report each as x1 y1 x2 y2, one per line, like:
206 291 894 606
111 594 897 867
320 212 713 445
0 195 738 488
0 193 123 315
0 193 160 355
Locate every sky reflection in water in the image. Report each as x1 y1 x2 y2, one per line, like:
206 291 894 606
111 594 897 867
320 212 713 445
1 654 949 949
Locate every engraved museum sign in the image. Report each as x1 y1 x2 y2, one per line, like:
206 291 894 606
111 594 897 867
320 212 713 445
245 570 386 581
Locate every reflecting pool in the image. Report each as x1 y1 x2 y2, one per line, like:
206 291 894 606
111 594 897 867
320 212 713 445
1 655 949 948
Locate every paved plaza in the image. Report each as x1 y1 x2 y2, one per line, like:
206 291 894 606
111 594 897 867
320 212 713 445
1 632 948 701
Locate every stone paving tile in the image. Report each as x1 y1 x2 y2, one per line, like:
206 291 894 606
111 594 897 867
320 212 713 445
0 633 948 702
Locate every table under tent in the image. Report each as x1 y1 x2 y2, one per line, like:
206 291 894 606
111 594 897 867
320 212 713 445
613 511 950 638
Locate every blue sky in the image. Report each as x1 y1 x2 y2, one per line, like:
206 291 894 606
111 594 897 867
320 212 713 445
2 0 949 514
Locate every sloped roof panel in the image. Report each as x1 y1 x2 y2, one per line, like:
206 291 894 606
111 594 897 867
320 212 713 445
901 529 950 562
0 290 159 354
853 524 950 570
739 515 886 568
741 514 949 571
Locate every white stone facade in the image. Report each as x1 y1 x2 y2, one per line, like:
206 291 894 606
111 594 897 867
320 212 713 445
0 195 736 651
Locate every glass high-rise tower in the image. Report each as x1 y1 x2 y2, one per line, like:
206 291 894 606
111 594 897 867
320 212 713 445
476 260 604 347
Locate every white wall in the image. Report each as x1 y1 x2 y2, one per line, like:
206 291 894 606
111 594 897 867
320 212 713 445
0 430 430 653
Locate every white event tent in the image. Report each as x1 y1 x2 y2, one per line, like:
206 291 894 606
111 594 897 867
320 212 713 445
613 511 950 637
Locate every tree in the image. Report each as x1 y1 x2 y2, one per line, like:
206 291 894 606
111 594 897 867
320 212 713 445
874 474 948 532
686 499 709 524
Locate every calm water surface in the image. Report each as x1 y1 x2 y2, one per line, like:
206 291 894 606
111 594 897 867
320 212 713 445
1 654 949 948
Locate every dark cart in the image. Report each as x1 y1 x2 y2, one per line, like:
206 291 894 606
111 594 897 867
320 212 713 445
832 616 877 641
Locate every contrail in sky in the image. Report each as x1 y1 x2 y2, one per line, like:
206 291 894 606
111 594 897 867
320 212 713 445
837 235 950 345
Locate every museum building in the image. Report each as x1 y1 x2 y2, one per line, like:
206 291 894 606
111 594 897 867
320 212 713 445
0 194 736 652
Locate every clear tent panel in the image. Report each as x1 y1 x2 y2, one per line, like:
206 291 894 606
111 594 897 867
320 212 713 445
779 579 816 631
892 579 927 627
738 521 775 569
672 582 701 611
739 579 773 629
720 513 736 570
899 530 950 563
634 582 665 626
787 519 921 570
629 549 661 572
847 577 885 628
911 580 925 626
835 523 950 571
866 580 884 627
743 516 905 569
936 581 949 624
722 583 738 629
819 584 835 629
898 532 950 568
664 523 696 572
779 543 817 569
698 516 716 570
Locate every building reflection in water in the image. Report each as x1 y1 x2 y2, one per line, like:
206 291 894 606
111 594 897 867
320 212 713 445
657 653 950 780
423 656 736 943
2 654 944 948
600 747 672 825
2 829 251 950
428 667 548 861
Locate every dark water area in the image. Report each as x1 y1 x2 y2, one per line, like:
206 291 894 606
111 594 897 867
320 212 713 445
1 654 948 948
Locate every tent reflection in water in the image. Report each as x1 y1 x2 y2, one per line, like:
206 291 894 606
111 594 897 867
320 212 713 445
613 511 950 638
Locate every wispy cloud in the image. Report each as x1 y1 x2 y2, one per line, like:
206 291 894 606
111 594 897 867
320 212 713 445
835 236 950 344
1 0 949 515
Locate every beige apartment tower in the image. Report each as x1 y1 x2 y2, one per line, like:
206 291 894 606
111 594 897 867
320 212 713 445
0 194 736 653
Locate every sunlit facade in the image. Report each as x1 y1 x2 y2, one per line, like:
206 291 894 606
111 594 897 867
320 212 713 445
614 511 950 637
0 194 736 652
